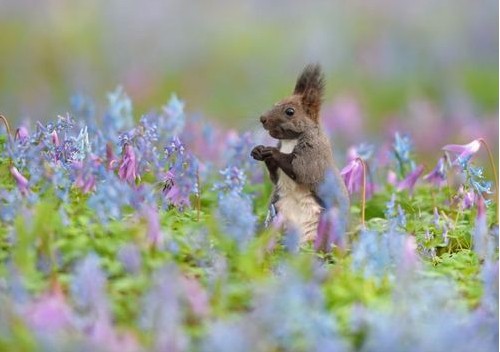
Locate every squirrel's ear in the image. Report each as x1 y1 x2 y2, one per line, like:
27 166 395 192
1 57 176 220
293 64 325 122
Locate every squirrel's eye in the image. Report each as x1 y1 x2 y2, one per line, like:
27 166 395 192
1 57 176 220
285 108 295 117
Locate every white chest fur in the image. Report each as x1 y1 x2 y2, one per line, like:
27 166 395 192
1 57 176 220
276 139 322 242
280 139 297 154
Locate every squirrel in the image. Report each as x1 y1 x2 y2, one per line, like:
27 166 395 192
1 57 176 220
251 64 349 242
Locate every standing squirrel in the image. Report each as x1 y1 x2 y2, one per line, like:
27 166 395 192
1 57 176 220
251 64 349 242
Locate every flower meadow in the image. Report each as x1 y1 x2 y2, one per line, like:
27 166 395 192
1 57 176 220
0 88 498 351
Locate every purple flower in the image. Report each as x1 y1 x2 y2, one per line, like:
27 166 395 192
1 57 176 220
10 166 29 195
118 144 138 183
443 139 481 167
340 158 364 194
86 318 139 352
163 170 191 209
144 205 164 248
315 208 347 252
397 164 424 194
14 126 29 143
72 158 101 194
23 286 74 333
106 142 118 170
140 266 189 351
461 187 476 209
163 138 199 209
117 243 142 275
423 155 449 187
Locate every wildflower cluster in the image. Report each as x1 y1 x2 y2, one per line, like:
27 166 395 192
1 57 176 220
0 89 497 351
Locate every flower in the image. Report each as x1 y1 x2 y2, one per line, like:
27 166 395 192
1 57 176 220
473 197 493 261
392 132 416 178
118 144 138 183
385 194 406 231
397 164 424 194
315 208 347 252
71 253 108 315
9 165 29 195
468 165 492 196
340 158 364 194
104 86 134 136
213 166 247 196
144 205 164 248
23 286 74 333
443 139 481 168
217 192 256 249
51 130 60 146
118 243 142 275
462 188 476 209
162 94 186 137
14 126 29 143
423 155 449 187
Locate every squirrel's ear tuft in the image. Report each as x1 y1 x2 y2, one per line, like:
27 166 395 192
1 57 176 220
293 64 325 122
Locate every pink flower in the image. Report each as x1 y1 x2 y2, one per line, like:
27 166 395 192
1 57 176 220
73 160 97 194
23 287 74 332
443 139 481 166
118 144 137 183
397 165 424 194
340 158 364 194
399 236 420 274
387 170 398 186
10 166 29 195
180 276 210 317
51 130 60 146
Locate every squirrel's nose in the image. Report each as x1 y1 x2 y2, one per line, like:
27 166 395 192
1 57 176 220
260 115 267 124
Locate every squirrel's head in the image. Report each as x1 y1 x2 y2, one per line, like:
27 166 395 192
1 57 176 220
259 64 324 140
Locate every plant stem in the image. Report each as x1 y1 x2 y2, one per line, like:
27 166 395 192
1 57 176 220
0 114 12 139
356 157 366 228
196 166 201 222
479 138 498 223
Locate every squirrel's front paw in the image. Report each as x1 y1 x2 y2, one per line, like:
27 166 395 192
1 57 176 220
251 145 267 161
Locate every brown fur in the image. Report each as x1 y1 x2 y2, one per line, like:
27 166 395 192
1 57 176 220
251 64 349 241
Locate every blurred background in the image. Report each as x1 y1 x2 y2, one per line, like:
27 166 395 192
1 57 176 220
0 0 498 159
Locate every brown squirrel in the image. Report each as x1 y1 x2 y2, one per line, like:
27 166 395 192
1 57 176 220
251 64 349 242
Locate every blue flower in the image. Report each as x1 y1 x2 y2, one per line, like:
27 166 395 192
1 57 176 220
213 166 247 196
71 253 108 314
392 132 416 179
104 86 134 137
161 94 186 138
217 192 256 249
